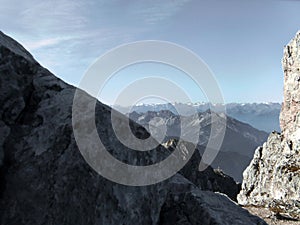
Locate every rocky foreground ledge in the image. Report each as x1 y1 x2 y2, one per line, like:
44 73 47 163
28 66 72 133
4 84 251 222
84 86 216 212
238 31 300 221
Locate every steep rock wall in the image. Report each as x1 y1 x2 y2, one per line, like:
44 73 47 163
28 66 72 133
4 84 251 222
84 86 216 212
238 31 300 220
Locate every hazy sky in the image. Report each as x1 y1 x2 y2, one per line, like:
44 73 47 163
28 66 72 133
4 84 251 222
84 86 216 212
1 0 300 105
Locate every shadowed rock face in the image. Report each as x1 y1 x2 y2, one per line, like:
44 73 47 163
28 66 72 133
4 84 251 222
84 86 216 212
238 31 300 221
0 31 266 225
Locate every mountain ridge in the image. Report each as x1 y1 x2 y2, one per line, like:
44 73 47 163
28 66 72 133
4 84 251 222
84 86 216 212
128 110 268 181
115 102 281 132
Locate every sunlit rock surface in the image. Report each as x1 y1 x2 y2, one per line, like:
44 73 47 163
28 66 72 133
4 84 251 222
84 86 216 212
238 31 300 221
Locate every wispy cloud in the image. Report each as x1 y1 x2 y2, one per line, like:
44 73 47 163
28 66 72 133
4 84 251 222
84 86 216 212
1 0 191 48
19 0 88 33
132 0 192 25
24 37 66 50
0 0 191 85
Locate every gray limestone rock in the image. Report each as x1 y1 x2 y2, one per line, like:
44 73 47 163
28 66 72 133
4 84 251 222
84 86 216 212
281 31 300 138
238 31 300 221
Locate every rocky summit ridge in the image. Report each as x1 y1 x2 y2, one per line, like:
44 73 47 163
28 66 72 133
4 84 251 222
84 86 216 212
238 31 300 221
0 31 266 224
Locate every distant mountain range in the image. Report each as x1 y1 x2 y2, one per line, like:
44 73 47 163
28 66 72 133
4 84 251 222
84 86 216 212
128 110 268 182
115 102 281 132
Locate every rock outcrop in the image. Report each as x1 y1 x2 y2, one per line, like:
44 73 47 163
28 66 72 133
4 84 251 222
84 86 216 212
238 31 300 220
280 31 300 138
0 31 266 224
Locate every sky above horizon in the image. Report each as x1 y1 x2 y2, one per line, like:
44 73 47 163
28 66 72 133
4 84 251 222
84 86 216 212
1 0 300 105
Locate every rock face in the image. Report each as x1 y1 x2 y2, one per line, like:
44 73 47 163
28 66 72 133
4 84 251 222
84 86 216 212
280 31 300 138
238 31 300 220
0 31 266 224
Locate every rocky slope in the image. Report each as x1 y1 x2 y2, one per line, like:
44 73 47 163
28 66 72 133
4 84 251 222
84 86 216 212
238 31 300 221
0 31 267 224
129 110 268 182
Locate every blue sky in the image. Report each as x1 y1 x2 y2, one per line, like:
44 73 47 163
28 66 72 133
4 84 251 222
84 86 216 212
1 0 300 105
